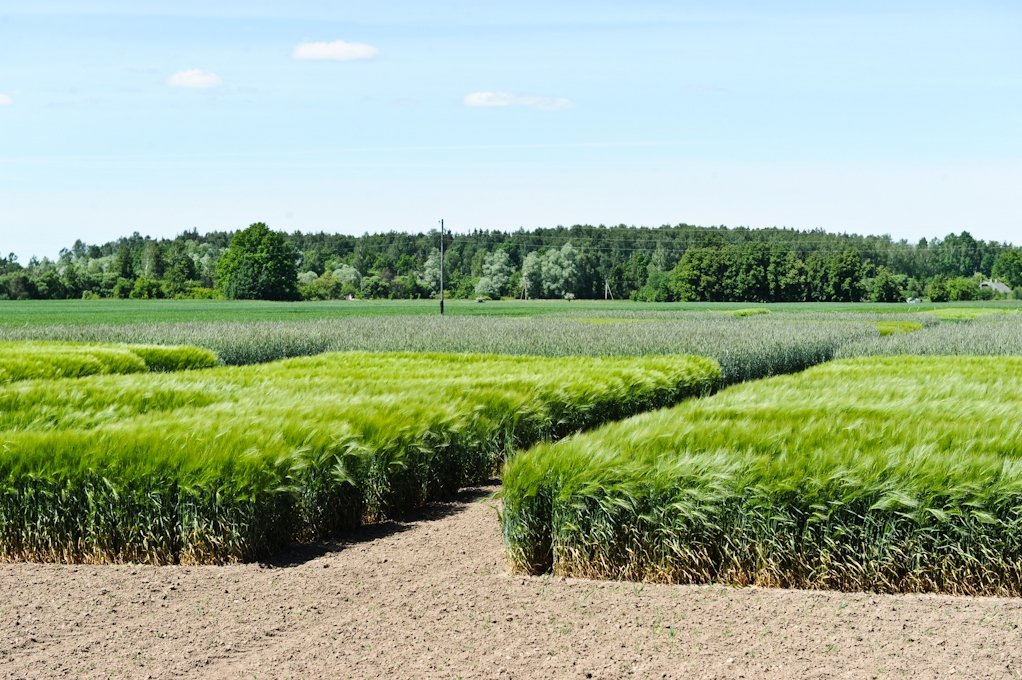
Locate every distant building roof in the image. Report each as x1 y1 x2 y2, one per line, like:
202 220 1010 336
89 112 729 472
980 279 1012 294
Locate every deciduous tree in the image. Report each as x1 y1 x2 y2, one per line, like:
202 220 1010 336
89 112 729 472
215 223 299 300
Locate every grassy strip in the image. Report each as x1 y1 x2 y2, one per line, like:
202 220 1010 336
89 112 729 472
728 308 770 317
502 356 1022 595
1 299 1018 327
0 351 720 564
926 307 1021 321
0 341 218 383
874 320 923 336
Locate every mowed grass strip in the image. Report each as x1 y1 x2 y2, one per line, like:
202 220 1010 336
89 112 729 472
0 341 218 383
502 356 1022 595
0 351 720 565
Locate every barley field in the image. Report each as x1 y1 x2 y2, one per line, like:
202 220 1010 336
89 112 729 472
0 350 718 564
0 340 217 383
0 309 891 382
502 355 1022 595
3 299 1022 594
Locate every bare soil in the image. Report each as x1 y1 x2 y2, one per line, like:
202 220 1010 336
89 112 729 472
2 486 1022 679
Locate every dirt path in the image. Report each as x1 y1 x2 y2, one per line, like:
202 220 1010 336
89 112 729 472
2 486 1022 679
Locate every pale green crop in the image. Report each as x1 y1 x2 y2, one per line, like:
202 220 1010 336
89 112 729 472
0 350 720 564
503 356 1022 596
0 341 217 384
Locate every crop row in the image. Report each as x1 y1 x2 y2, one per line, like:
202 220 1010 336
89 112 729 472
502 356 1022 595
0 351 719 564
0 341 218 383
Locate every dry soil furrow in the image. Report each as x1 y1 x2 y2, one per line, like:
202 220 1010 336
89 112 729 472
2 487 1022 679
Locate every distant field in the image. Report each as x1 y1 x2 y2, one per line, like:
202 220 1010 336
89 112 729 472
0 298 1020 327
0 309 881 381
5 299 1022 378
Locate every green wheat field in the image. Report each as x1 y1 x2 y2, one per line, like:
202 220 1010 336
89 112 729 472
1 299 1021 595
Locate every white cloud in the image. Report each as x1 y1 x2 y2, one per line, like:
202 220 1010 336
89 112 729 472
293 40 379 61
464 91 573 111
0 93 12 106
167 69 223 89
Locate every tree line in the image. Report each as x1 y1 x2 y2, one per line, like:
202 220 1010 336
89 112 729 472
2 223 1021 302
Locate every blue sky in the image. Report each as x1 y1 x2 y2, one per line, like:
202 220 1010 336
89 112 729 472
2 1 1020 260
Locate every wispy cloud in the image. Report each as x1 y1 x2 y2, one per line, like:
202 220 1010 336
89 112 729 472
167 69 222 89
0 93 13 106
464 91 573 111
293 40 379 61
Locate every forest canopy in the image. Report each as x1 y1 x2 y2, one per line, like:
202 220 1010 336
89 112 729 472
2 223 1019 303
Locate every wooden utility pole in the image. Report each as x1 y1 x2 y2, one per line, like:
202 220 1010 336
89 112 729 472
439 219 445 316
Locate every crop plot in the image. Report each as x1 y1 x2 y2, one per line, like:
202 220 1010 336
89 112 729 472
503 356 1022 595
0 349 719 564
0 341 217 383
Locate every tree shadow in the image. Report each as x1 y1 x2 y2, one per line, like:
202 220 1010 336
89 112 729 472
259 483 499 568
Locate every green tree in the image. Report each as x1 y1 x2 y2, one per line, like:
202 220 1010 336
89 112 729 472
777 251 807 302
804 253 830 301
474 250 514 299
112 277 134 299
139 241 165 279
416 248 442 296
638 242 675 301
539 243 580 298
162 248 198 297
945 276 980 301
215 223 299 300
992 249 1022 288
828 249 866 302
669 247 724 301
936 232 982 277
721 243 770 301
869 266 904 302
361 274 389 299
332 264 362 296
635 269 672 301
520 251 543 299
0 272 35 299
115 244 135 280
129 277 163 299
30 264 66 299
927 276 949 302
608 252 650 299
390 273 423 299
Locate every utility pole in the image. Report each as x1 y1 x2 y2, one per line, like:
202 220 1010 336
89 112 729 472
439 219 445 316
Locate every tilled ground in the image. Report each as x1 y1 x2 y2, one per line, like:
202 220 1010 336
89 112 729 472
2 486 1022 679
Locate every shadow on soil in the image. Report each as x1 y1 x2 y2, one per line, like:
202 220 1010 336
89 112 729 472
260 483 499 569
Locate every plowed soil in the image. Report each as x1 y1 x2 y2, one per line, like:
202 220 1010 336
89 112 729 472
2 486 1022 679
